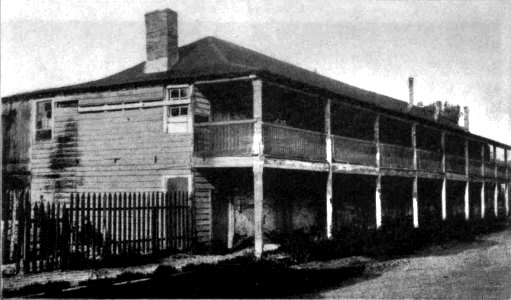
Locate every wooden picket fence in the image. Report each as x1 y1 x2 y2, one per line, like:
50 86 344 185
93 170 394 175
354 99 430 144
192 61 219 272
1 190 195 274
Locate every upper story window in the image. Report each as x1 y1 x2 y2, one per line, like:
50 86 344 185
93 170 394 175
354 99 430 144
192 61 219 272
167 85 190 101
35 100 52 141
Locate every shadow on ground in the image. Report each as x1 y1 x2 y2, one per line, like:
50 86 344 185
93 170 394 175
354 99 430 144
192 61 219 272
34 259 367 299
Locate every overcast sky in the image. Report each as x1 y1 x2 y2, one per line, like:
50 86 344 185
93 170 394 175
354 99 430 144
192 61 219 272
1 0 510 145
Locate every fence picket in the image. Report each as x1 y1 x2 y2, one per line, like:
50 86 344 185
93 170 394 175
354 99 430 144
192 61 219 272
2 189 194 274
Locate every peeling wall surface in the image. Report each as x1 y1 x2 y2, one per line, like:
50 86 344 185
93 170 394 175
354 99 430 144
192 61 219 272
195 169 325 247
15 85 194 202
469 182 482 219
418 178 443 227
332 174 376 232
381 176 413 225
446 180 465 219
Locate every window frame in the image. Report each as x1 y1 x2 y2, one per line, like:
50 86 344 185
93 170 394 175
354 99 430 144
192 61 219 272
166 84 191 102
33 98 54 142
161 174 193 194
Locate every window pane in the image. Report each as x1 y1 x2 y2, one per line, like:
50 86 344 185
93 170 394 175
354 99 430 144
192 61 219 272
180 88 188 98
180 107 188 115
170 89 179 99
170 107 179 116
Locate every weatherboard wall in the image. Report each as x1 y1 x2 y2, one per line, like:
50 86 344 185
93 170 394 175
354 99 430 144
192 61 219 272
27 86 194 202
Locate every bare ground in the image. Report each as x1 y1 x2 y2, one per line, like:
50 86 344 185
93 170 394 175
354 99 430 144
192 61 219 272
316 228 511 299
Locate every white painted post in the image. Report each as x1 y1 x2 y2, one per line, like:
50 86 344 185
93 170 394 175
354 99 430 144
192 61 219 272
375 115 382 228
481 181 486 219
412 177 419 228
252 78 264 258
227 199 234 249
493 145 498 217
325 99 333 238
412 123 419 228
464 181 470 220
506 149 509 216
376 175 382 228
494 183 499 217
253 161 264 258
441 131 447 220
442 177 447 220
464 139 470 220
481 144 485 218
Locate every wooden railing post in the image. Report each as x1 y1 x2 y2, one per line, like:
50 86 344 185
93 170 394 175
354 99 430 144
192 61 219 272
325 99 333 238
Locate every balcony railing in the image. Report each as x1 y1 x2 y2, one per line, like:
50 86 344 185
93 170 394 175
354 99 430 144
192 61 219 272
484 161 494 177
417 149 442 172
496 162 507 179
263 123 326 162
445 154 466 174
332 135 376 166
469 159 482 176
380 143 413 169
194 120 255 157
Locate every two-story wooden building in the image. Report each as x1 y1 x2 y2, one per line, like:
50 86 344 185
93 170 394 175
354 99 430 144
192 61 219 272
3 9 510 257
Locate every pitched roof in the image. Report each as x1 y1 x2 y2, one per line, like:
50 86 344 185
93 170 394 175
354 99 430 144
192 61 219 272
5 36 409 112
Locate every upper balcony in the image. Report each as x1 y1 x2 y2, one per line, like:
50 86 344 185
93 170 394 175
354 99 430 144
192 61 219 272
191 78 509 178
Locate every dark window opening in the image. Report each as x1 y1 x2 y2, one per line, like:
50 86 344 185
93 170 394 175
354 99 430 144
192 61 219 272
35 100 52 141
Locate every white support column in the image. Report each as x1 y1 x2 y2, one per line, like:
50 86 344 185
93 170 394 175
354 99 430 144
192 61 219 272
481 181 486 219
412 177 419 228
494 183 499 217
506 149 509 216
376 175 382 228
412 123 419 228
481 144 486 218
464 181 470 220
506 183 509 216
253 161 264 258
464 139 470 220
252 78 264 258
441 131 447 220
493 145 498 217
375 115 382 228
442 177 447 220
325 99 333 238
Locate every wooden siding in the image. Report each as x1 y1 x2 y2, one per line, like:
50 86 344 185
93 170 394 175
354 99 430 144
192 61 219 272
29 87 193 202
192 171 213 243
77 86 163 106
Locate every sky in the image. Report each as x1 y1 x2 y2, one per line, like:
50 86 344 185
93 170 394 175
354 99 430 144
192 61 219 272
1 0 510 145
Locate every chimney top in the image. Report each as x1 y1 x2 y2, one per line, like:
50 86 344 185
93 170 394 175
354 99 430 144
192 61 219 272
408 76 414 109
144 9 178 73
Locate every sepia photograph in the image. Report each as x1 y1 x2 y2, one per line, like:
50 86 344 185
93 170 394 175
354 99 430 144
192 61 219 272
1 0 510 298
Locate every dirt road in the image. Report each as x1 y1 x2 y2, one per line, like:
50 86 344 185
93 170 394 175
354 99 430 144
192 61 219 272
317 228 511 299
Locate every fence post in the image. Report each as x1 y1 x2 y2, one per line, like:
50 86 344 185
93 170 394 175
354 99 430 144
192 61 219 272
151 192 158 253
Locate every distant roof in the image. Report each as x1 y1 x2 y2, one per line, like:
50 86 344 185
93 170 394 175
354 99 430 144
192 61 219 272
2 36 508 147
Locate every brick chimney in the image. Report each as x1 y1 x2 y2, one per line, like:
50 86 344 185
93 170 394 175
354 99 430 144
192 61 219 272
463 106 469 131
433 101 442 121
144 9 178 73
408 76 414 109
